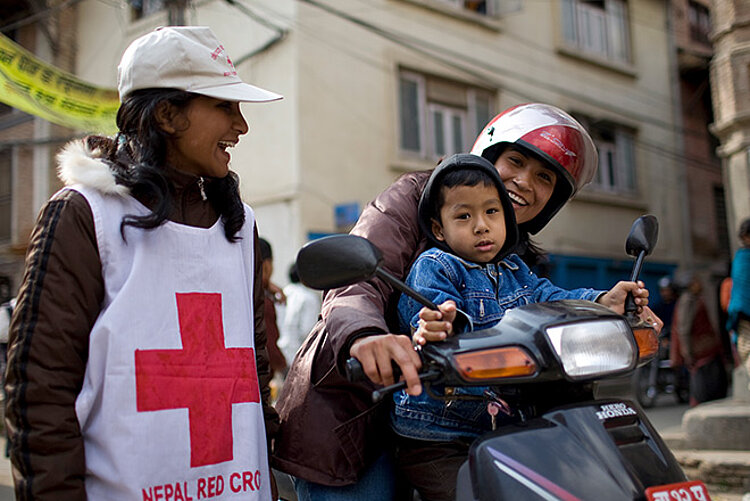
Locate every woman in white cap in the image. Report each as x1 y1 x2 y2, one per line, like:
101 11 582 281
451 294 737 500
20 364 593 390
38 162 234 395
5 26 282 500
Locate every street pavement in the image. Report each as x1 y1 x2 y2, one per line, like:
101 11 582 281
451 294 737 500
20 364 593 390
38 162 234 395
641 395 746 501
0 444 13 501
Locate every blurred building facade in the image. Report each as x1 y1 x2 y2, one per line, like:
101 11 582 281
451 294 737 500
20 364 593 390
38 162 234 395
0 0 74 294
670 0 727 275
1 0 728 294
709 0 750 253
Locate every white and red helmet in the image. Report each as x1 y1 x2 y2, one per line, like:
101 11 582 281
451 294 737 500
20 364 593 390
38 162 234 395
471 103 598 234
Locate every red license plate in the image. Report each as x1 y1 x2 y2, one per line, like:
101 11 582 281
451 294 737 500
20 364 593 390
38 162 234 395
645 480 712 501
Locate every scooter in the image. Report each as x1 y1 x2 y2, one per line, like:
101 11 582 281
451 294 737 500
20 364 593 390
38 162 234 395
295 216 711 501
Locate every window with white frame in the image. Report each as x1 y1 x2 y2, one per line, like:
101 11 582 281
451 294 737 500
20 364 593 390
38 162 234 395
399 70 494 161
561 0 631 65
577 117 636 193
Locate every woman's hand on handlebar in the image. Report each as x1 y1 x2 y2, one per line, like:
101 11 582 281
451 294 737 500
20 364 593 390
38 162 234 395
598 280 648 315
413 301 457 346
350 334 423 395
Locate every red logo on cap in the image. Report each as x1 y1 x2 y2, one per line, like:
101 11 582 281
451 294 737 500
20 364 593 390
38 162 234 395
211 45 237 77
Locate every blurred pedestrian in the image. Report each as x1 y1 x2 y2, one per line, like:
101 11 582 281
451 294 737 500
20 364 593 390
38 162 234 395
653 276 677 340
671 271 728 406
280 263 321 365
260 237 288 378
728 218 750 375
4 26 282 499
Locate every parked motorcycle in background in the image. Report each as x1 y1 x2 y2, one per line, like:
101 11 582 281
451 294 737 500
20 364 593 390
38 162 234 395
295 216 712 501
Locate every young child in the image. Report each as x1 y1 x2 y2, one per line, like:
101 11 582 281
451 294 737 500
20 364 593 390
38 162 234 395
5 27 282 500
392 153 645 501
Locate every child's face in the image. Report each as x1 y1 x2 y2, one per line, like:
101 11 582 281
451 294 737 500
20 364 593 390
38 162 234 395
163 96 249 178
432 182 507 264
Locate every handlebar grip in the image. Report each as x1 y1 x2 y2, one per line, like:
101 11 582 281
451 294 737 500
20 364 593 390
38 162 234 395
624 291 637 318
345 358 365 383
344 357 403 383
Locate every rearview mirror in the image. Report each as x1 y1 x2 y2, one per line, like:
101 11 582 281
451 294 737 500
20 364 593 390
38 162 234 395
295 234 439 310
296 234 382 290
624 215 659 318
626 215 659 258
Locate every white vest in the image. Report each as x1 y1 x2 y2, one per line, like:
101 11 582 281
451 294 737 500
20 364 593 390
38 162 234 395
72 186 271 500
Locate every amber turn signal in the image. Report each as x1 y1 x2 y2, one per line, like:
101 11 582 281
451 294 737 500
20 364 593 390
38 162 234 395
454 347 537 381
633 326 659 362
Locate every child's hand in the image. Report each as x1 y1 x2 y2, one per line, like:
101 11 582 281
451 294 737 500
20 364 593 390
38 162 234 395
413 301 457 346
597 280 649 314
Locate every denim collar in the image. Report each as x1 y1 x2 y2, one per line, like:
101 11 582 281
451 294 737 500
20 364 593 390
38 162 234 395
451 253 520 272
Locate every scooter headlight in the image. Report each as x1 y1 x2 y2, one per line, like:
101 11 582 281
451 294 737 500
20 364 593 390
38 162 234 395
545 319 636 379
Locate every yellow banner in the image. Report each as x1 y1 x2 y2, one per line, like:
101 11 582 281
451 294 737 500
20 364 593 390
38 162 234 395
0 32 119 133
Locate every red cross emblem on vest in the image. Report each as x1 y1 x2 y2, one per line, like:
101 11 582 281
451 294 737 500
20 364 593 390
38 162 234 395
135 292 260 467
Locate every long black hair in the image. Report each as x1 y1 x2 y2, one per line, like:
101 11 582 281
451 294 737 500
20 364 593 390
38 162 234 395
110 88 245 242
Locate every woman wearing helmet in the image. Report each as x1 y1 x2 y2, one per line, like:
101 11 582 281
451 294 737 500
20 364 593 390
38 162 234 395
471 103 598 262
273 103 657 500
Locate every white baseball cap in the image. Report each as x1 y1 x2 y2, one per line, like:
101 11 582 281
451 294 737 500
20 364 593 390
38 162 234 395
117 26 283 103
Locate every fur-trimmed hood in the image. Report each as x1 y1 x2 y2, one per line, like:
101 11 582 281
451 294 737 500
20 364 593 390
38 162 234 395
56 137 130 197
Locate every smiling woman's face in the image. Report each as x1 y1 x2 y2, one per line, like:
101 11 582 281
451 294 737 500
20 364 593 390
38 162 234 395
162 96 249 178
494 147 557 225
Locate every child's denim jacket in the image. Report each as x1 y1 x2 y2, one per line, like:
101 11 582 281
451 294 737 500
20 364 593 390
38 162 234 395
391 248 603 442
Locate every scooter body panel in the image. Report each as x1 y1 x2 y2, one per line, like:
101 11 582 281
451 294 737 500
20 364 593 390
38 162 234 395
456 399 686 501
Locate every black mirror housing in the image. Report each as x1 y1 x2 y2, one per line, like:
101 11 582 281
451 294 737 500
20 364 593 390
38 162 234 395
626 215 659 258
296 234 383 290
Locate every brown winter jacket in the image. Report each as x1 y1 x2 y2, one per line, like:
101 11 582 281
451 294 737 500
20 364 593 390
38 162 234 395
4 137 278 500
273 170 431 486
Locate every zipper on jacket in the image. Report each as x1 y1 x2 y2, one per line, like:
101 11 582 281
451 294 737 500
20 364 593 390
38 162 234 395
479 298 485 318
197 177 207 201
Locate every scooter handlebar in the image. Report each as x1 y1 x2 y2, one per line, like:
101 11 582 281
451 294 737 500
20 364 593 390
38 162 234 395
345 357 366 383
344 357 402 383
345 356 441 403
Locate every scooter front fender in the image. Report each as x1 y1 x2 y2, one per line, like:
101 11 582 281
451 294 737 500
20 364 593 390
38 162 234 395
457 399 686 501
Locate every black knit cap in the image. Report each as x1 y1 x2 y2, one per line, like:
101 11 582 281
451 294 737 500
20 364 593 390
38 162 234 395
418 153 519 263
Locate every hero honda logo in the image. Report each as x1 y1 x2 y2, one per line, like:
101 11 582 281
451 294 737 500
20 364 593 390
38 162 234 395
596 402 636 420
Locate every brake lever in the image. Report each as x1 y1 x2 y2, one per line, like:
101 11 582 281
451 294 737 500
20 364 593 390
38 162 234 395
345 357 440 403
371 369 441 403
